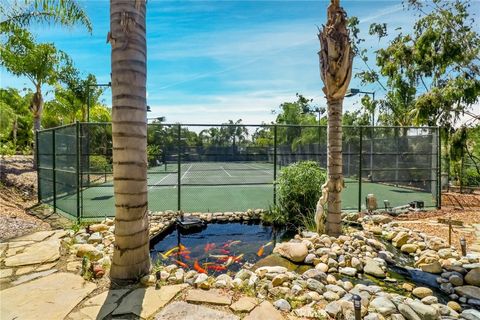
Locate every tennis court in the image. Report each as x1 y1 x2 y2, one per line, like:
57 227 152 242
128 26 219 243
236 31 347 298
70 161 436 219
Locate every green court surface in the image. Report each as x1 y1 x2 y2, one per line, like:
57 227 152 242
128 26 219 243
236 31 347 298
57 162 436 219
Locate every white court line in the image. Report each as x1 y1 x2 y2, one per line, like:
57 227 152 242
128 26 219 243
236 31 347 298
221 166 233 177
242 163 272 175
148 173 171 190
180 164 193 181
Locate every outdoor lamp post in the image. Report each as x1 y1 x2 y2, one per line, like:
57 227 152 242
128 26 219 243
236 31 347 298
345 88 376 180
87 82 111 122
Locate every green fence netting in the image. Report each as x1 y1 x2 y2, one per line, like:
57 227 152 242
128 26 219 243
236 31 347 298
37 122 440 220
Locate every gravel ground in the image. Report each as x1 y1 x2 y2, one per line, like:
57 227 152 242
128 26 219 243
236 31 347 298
0 155 50 241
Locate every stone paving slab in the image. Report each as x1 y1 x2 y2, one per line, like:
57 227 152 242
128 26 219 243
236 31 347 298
186 289 232 305
11 231 55 242
3 239 60 267
67 289 129 320
112 284 188 319
0 272 96 320
11 269 57 286
155 301 240 320
244 301 285 320
230 297 259 312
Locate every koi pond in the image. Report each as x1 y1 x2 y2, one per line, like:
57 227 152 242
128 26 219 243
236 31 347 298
150 221 295 274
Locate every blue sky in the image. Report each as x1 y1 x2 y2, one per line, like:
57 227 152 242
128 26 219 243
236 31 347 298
2 0 475 124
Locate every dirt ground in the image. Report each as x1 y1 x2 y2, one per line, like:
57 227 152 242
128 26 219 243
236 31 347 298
0 155 50 241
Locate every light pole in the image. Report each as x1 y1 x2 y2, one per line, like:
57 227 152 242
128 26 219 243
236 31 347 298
87 82 111 122
345 88 376 181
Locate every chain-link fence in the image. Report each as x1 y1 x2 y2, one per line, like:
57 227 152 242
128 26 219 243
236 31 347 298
37 122 440 220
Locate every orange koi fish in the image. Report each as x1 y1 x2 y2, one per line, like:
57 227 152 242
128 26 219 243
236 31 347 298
194 260 207 274
207 265 227 271
175 260 188 269
219 249 230 255
257 245 264 257
233 254 244 262
179 244 187 251
178 250 191 256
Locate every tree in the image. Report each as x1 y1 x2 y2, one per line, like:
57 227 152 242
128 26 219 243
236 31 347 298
0 0 92 34
315 0 353 236
108 0 150 282
0 28 69 131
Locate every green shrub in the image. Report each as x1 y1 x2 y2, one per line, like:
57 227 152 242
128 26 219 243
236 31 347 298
462 167 480 187
89 155 111 172
266 161 326 227
0 141 16 155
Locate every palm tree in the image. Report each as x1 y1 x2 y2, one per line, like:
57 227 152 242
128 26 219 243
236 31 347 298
0 0 92 33
108 0 150 282
315 0 353 236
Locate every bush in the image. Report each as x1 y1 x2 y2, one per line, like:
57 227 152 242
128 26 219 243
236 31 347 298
462 167 480 187
89 155 111 172
265 161 326 227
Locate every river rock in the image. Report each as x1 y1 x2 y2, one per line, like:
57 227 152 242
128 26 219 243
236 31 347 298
304 253 315 264
412 287 433 299
339 267 357 277
420 296 438 305
465 268 480 286
401 244 418 254
398 303 421 320
406 300 438 320
315 263 329 273
454 285 480 300
370 215 392 224
273 242 308 263
370 296 397 316
272 274 288 287
420 261 442 274
461 309 480 320
449 274 464 286
447 301 461 312
273 299 291 311
364 259 386 278
75 244 103 261
392 232 409 248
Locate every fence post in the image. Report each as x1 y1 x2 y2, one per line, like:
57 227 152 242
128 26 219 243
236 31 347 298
177 124 181 211
273 125 278 206
52 129 57 213
35 130 41 204
76 121 81 221
437 127 442 209
358 127 363 212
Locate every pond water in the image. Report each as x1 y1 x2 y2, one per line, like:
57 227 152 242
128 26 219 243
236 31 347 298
150 221 295 274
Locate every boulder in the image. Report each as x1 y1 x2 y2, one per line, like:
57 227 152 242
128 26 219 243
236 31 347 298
406 300 438 320
392 232 409 248
364 259 386 278
419 261 442 274
454 285 480 300
273 242 308 263
412 287 433 299
465 268 480 287
401 244 418 254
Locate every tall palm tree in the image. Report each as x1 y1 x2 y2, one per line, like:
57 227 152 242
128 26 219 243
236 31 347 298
315 0 353 236
108 0 150 282
0 0 92 33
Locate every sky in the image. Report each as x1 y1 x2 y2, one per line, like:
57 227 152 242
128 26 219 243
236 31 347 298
1 0 478 125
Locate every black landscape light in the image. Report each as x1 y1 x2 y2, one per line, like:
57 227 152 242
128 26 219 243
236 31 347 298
460 237 467 256
353 294 362 320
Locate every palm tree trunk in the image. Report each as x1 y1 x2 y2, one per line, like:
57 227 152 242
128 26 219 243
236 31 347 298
326 99 343 236
32 86 43 131
109 0 150 282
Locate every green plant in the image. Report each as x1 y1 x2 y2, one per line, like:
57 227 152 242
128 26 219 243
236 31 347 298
89 155 110 172
0 141 16 155
274 161 326 227
462 167 480 187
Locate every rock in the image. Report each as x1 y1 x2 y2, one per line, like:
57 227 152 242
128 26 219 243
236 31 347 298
392 232 409 248
304 253 315 264
370 215 392 224
447 301 461 312
420 261 443 274
364 313 385 320
0 273 95 320
186 289 232 305
11 269 57 286
113 284 188 319
323 291 340 301
4 239 60 267
0 268 13 278
412 287 433 299
449 274 464 286
351 257 363 271
273 299 291 311
272 274 289 287
155 301 239 320
406 300 438 320
401 244 418 254
306 278 325 294
325 301 342 318
402 283 415 292
339 267 357 277
398 303 421 320
465 268 480 286
273 242 308 263
315 263 329 273
364 259 386 278
370 297 397 316
244 301 283 320
302 269 327 282
141 274 156 286
89 223 109 232
460 309 480 320
230 297 258 312
13 231 55 242
194 273 208 287
454 285 480 300
87 232 102 244
75 244 103 261
420 296 438 305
